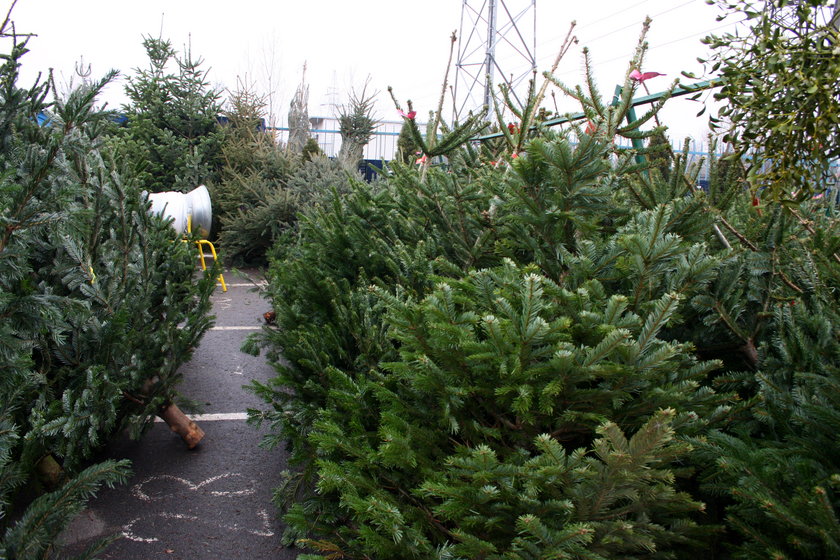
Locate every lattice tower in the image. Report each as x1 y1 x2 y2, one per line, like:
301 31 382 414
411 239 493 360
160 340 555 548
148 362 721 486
453 0 537 121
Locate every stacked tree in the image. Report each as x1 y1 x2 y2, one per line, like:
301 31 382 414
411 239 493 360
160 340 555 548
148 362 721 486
249 21 839 560
0 31 215 557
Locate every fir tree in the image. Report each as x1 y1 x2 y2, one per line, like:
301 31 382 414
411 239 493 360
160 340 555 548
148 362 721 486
114 36 224 193
337 81 377 172
248 46 736 556
688 162 840 558
287 66 310 155
0 20 214 556
250 15 840 559
395 119 420 165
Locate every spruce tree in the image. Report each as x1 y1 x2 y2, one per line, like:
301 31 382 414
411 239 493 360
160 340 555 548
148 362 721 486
215 81 297 265
287 67 310 155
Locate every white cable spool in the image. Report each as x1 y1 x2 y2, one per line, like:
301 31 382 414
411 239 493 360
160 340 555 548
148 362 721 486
146 185 213 239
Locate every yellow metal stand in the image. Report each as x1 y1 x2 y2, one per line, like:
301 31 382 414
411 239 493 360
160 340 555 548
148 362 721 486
186 215 227 292
196 239 227 292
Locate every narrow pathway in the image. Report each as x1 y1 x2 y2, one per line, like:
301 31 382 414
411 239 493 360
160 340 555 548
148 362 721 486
60 270 296 560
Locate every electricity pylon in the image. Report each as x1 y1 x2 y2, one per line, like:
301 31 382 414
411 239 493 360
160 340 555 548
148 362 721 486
453 0 537 121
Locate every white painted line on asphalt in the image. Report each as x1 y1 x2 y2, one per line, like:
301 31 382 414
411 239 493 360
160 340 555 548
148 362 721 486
154 412 249 422
209 326 262 331
223 282 268 288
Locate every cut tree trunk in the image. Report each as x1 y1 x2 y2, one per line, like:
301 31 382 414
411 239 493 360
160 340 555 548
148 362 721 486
740 338 759 369
36 454 64 489
159 403 205 448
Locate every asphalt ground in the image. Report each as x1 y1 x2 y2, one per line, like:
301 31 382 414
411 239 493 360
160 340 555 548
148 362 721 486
59 269 298 560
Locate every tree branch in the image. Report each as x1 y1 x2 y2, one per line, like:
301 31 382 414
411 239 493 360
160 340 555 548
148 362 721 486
718 216 758 252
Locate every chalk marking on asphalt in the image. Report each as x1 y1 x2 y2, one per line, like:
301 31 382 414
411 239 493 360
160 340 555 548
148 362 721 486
211 296 232 309
122 519 159 543
154 412 248 423
131 473 256 502
123 510 274 543
209 325 262 331
232 364 244 376
254 509 274 536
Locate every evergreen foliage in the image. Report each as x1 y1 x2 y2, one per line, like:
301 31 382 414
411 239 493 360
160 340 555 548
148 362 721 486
214 127 351 266
214 82 297 265
30 5 840 559
285 155 349 206
647 130 673 182
1 460 131 560
337 83 377 172
217 184 298 266
301 137 323 163
688 171 840 557
396 119 420 165
699 0 840 201
114 36 225 193
287 68 310 155
248 43 745 555
242 8 839 560
214 81 354 266
390 31 489 177
0 26 214 556
389 86 488 170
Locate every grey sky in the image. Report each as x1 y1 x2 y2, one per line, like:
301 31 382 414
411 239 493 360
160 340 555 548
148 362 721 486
7 0 737 142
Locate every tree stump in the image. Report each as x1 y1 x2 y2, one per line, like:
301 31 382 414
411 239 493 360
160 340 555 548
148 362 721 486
159 403 205 448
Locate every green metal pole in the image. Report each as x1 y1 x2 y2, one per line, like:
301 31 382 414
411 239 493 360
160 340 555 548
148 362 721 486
612 84 646 166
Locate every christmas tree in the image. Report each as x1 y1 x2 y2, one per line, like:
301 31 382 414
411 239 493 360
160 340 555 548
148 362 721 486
114 36 224 194
0 21 214 556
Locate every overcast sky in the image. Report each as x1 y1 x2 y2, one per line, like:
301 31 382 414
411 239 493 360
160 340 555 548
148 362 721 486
6 0 740 142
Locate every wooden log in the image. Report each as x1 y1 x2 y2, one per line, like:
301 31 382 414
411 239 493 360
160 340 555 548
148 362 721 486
159 403 205 449
36 454 64 489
